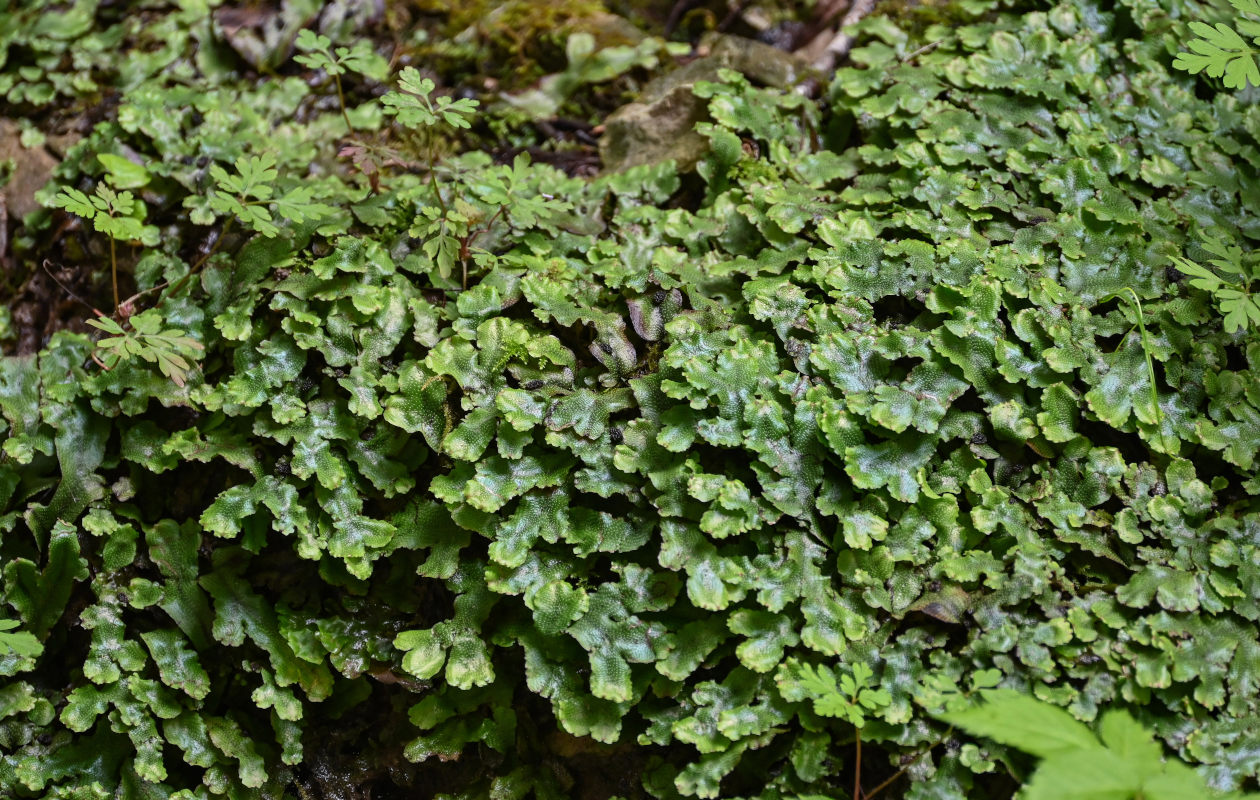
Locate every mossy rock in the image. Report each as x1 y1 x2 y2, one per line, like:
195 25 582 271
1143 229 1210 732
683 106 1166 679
599 33 815 172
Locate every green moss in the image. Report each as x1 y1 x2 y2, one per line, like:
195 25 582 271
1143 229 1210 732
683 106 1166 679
3 1 1260 799
419 0 610 85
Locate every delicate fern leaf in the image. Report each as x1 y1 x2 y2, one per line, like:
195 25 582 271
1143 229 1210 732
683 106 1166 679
292 29 335 69
1169 256 1226 292
295 29 332 55
383 71 437 128
273 186 335 224
1174 21 1260 89
1246 297 1260 326
93 336 128 352
1219 293 1250 332
128 311 161 335
53 187 98 218
436 95 478 128
214 154 277 200
339 41 388 81
797 664 849 718
859 686 892 712
86 317 126 335
384 67 477 130
941 689 1101 758
294 30 343 77
851 662 873 687
223 202 278 237
423 229 461 280
396 68 435 98
294 51 340 75
94 212 147 242
157 332 205 356
239 156 278 200
208 192 247 221
1232 0 1260 18
95 185 135 216
209 162 241 195
152 349 192 386
1203 236 1247 274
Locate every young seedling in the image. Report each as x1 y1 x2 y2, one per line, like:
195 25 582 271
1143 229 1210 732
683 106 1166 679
208 152 333 238
294 29 387 133
1169 236 1260 333
1173 1 1260 90
382 67 479 131
86 310 203 387
795 661 892 800
53 182 156 311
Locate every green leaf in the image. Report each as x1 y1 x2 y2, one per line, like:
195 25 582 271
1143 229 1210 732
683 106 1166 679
141 630 210 700
201 552 333 700
97 154 151 189
0 619 42 658
941 689 1101 758
384 362 449 450
53 187 98 218
1175 21 1260 89
4 521 90 637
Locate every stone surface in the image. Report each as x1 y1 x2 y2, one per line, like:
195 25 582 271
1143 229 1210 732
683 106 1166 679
598 33 814 173
0 119 60 220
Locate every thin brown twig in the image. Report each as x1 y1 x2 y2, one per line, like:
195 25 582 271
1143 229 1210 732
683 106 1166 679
900 40 942 64
463 205 507 257
152 217 235 311
460 205 509 289
863 728 954 800
854 728 863 800
41 260 102 316
716 0 752 33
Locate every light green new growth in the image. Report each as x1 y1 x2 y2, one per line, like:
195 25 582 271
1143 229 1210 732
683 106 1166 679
942 691 1260 800
53 181 157 310
1173 0 1260 89
86 310 203 387
382 67 480 130
794 662 891 727
293 29 387 131
1170 236 1260 333
208 153 333 238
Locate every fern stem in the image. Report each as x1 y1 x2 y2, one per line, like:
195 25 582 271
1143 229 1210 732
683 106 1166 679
1123 289 1170 454
854 728 863 800
333 72 353 133
109 235 119 312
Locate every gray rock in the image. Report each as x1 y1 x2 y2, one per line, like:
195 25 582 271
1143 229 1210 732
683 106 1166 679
598 34 814 173
0 119 60 220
